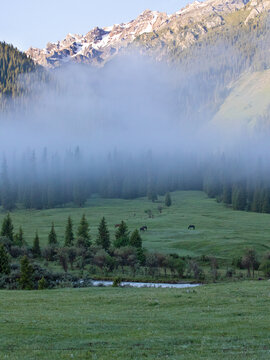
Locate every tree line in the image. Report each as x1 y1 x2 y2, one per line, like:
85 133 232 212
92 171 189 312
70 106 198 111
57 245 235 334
0 148 200 211
2 147 270 215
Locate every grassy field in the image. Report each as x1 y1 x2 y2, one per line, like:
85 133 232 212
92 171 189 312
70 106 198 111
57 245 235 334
2 191 270 261
0 281 269 359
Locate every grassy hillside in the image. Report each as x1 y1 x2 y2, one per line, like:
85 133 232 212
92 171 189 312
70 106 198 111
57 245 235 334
0 281 269 359
212 69 270 130
2 191 270 261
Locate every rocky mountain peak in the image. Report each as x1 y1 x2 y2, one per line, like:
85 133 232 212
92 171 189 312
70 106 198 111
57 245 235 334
26 0 270 68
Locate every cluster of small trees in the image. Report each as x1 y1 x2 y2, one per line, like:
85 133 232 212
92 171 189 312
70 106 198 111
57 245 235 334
0 213 208 289
232 248 270 278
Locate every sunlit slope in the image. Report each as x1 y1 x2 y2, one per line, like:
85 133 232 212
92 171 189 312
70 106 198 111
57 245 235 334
212 69 270 130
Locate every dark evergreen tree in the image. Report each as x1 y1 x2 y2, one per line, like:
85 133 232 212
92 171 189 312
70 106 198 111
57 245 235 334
232 185 246 211
165 192 172 207
114 221 129 248
136 247 146 266
262 189 270 213
129 229 142 248
147 186 158 202
48 222 57 245
19 256 34 290
14 226 25 247
0 159 15 211
65 216 74 247
251 189 262 213
32 231 41 258
1 213 14 241
0 243 10 275
222 184 232 204
77 214 91 247
96 217 110 250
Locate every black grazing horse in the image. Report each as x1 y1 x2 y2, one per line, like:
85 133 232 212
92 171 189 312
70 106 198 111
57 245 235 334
140 226 148 232
188 225 195 230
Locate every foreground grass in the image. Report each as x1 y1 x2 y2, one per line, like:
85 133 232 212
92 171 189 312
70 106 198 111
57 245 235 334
1 191 270 261
0 281 269 359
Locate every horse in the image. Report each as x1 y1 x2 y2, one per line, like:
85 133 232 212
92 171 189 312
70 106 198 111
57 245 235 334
188 225 195 230
140 226 148 232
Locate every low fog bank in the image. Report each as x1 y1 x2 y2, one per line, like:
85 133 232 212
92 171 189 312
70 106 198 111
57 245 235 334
1 49 270 211
0 54 238 155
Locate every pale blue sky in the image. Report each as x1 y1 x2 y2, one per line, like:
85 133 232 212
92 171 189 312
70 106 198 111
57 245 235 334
1 0 191 51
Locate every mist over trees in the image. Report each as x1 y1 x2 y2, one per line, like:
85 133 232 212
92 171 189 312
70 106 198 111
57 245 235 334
0 15 270 215
0 145 270 214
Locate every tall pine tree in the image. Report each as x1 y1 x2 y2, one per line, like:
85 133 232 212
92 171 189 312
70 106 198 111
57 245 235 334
77 214 91 247
14 226 25 247
129 229 142 248
48 222 57 245
114 221 129 248
1 213 14 241
165 192 172 207
32 231 41 258
96 217 110 250
19 256 34 290
65 216 74 246
0 244 10 275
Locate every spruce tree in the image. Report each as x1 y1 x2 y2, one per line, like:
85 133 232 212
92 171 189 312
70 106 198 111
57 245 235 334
77 214 91 247
19 256 34 290
251 189 262 212
114 221 129 248
0 244 10 275
96 217 110 250
262 189 270 213
1 213 14 241
14 226 24 246
0 159 15 211
222 184 232 204
165 192 172 207
65 216 74 247
129 229 142 248
32 231 41 258
48 222 57 245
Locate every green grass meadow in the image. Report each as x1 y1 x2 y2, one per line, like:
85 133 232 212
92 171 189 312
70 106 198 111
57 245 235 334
2 191 270 261
1 191 270 359
0 281 269 359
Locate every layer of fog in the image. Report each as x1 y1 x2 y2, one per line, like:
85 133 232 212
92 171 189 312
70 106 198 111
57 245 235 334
0 53 228 156
1 38 270 167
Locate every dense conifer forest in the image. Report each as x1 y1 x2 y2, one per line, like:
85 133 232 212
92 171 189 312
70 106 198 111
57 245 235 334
0 42 36 98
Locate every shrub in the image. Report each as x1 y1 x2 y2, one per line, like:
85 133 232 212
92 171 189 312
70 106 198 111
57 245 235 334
42 246 57 262
112 277 122 287
38 277 48 290
232 256 244 269
226 268 235 278
259 259 270 277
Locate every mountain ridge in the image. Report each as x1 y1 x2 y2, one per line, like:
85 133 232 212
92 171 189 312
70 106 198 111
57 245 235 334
26 0 268 68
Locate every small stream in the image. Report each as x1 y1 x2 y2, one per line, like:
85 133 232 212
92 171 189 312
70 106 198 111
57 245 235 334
91 280 200 288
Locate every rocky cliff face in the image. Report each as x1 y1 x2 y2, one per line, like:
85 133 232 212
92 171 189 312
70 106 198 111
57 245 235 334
26 0 270 67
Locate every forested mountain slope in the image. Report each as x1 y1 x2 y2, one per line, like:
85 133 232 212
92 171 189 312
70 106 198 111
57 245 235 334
0 42 36 97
